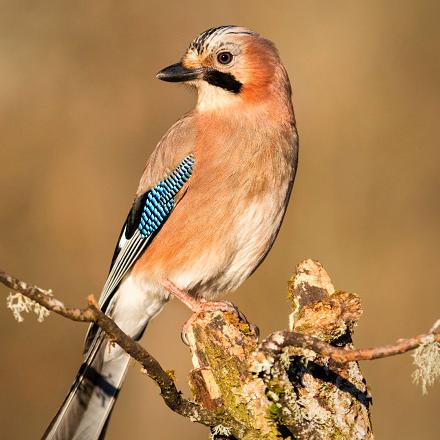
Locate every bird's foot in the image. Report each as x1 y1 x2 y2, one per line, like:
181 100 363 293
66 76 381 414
162 279 259 345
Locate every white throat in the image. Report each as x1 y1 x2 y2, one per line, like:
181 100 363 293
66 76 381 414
196 81 240 112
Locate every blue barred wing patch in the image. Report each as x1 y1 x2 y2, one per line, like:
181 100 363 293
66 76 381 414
84 154 195 355
138 154 195 238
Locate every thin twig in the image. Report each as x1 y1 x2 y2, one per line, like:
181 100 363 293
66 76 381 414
0 269 221 427
260 329 440 364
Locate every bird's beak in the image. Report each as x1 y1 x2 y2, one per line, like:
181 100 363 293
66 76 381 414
156 62 204 82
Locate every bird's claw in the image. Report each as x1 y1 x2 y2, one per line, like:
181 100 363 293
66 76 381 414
179 300 259 345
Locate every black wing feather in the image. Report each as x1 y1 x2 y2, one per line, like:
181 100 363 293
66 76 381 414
109 191 148 272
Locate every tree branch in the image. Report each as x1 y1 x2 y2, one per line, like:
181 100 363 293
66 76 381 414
2 269 436 371
2 262 439 439
259 327 440 364
0 269 222 428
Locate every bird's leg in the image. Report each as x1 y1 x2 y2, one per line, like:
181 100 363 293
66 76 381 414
162 280 258 344
163 279 244 316
162 280 207 312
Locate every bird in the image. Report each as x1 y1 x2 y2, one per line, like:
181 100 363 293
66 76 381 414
42 25 299 440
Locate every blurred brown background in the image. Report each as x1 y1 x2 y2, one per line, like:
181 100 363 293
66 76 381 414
0 1 439 439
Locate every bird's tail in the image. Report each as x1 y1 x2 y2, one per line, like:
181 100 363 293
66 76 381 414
42 332 130 440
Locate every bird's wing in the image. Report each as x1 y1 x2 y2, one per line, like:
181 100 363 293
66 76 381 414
100 113 196 311
83 113 196 354
99 153 195 312
83 153 195 354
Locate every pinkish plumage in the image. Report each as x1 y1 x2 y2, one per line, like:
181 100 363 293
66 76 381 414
44 26 298 440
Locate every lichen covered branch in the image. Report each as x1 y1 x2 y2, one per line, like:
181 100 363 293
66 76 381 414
2 261 439 440
1 270 94 322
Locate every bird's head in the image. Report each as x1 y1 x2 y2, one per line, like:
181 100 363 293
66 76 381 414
157 26 291 112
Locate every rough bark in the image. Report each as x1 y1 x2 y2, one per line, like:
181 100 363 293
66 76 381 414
280 260 372 439
186 260 373 439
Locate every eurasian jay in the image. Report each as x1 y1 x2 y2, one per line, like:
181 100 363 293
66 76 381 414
43 25 299 439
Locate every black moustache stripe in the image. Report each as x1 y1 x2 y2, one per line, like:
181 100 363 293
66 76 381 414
203 70 243 94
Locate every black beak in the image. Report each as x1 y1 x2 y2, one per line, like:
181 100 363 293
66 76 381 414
156 62 204 82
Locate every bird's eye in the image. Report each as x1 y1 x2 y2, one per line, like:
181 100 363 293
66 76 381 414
217 51 233 65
